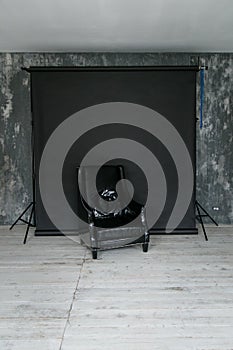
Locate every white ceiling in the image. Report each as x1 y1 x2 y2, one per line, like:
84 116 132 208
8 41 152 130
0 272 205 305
0 0 233 52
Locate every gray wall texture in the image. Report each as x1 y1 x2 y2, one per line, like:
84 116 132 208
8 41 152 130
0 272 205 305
0 53 232 225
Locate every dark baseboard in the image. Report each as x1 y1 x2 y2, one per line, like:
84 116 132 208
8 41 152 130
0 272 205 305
35 229 74 236
35 227 198 236
149 228 198 235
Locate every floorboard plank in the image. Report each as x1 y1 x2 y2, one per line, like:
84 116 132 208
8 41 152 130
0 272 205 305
0 225 233 350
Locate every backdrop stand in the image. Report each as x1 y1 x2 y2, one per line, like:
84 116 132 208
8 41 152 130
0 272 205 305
195 64 218 241
9 71 36 244
195 200 218 241
9 201 35 244
23 65 200 235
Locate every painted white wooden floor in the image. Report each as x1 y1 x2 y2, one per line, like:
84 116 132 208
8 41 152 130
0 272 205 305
0 225 233 350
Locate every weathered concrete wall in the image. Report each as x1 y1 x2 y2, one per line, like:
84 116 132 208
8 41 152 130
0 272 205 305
0 53 232 225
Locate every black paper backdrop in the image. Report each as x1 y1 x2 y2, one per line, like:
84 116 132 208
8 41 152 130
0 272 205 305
28 67 197 235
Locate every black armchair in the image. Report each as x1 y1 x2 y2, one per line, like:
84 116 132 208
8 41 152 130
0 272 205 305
78 165 149 259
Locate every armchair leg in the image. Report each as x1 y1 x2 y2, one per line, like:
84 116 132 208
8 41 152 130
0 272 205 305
142 242 149 252
142 231 150 253
89 222 99 259
92 248 98 259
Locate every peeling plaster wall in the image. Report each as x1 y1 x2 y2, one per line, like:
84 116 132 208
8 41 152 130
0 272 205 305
0 53 232 225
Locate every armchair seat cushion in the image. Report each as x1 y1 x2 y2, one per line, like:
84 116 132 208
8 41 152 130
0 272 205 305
93 200 142 228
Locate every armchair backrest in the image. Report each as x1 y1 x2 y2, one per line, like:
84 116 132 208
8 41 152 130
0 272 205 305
78 165 125 213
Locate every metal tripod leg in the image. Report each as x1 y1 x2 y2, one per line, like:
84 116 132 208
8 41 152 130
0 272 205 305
9 202 34 230
195 201 208 241
9 202 35 244
23 204 35 244
196 201 218 226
